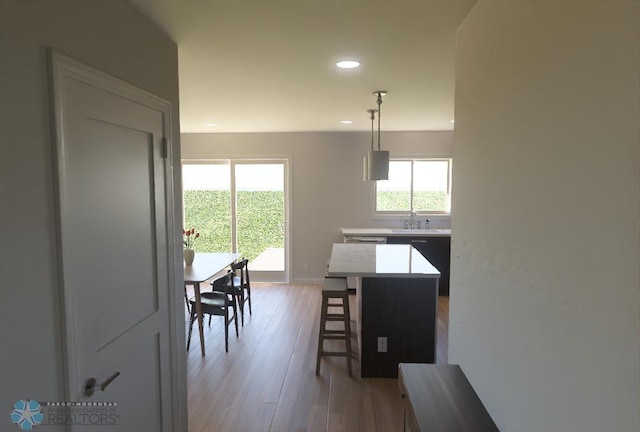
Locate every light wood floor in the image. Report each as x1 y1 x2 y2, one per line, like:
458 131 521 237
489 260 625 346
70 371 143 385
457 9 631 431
185 282 449 432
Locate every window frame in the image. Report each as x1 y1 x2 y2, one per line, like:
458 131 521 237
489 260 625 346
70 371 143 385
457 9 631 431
373 157 452 216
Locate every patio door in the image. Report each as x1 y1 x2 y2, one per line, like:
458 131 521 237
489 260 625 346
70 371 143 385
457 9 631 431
182 160 290 282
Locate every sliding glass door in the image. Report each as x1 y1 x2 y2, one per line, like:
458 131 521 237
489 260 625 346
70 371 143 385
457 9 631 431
182 160 289 282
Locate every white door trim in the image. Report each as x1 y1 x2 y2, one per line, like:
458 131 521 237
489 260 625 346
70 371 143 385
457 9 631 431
48 49 186 431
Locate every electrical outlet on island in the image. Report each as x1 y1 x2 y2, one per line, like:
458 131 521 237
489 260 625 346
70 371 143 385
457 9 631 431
377 337 388 353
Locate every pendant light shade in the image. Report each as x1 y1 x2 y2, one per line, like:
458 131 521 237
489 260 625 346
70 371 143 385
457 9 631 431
367 150 389 181
363 155 369 181
364 91 390 181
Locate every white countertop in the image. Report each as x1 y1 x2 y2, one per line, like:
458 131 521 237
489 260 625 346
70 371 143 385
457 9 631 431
326 243 441 278
342 228 451 237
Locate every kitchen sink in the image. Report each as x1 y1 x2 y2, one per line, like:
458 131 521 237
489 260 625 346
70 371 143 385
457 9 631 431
390 228 450 234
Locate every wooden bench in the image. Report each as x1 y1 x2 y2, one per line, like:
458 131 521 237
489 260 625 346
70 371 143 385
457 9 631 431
398 363 500 432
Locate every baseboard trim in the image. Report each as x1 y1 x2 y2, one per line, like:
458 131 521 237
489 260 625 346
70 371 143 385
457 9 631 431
291 277 325 285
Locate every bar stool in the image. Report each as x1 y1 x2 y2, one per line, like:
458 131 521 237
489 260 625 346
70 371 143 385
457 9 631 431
315 277 353 377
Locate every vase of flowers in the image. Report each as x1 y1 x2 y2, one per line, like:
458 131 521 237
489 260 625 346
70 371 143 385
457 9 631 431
183 228 199 265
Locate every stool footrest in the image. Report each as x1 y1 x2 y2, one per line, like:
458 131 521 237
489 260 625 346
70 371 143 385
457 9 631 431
321 335 348 340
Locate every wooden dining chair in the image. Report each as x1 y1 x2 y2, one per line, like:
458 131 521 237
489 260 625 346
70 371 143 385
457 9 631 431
186 271 239 352
227 258 252 326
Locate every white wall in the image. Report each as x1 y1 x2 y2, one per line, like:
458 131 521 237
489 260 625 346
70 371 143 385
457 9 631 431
182 131 452 281
450 1 640 431
0 1 185 430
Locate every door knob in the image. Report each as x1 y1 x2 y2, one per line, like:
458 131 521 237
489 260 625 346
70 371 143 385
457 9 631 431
83 371 120 397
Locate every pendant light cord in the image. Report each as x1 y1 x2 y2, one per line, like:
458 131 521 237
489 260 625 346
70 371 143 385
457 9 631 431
376 93 382 151
368 109 377 151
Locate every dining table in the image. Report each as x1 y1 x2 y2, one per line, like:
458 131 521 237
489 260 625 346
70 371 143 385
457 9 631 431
184 252 241 356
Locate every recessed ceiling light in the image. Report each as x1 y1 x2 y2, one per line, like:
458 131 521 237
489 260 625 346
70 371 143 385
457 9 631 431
450 120 455 123
204 123 217 126
340 120 353 124
336 60 360 69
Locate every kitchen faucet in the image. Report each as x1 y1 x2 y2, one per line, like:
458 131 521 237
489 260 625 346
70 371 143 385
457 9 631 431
404 211 427 229
402 212 432 230
409 211 417 229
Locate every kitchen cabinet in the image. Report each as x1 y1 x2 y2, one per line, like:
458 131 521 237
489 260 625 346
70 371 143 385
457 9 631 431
386 236 450 296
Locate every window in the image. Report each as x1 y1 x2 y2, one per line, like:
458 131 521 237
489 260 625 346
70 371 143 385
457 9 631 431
182 160 290 282
375 159 451 214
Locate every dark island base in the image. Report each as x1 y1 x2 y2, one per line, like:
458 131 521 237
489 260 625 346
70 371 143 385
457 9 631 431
359 277 438 378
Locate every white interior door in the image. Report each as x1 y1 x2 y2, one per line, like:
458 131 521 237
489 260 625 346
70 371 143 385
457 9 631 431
51 51 178 431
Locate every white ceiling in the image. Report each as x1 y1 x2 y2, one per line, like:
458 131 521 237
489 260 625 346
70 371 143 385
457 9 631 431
127 0 476 133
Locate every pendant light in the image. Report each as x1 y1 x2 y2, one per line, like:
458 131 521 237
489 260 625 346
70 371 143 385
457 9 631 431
365 90 389 181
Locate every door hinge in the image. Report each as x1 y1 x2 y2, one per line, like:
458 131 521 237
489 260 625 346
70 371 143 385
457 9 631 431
161 137 169 159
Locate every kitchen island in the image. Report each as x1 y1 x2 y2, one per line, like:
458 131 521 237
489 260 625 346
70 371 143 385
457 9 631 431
342 228 452 296
326 243 440 378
